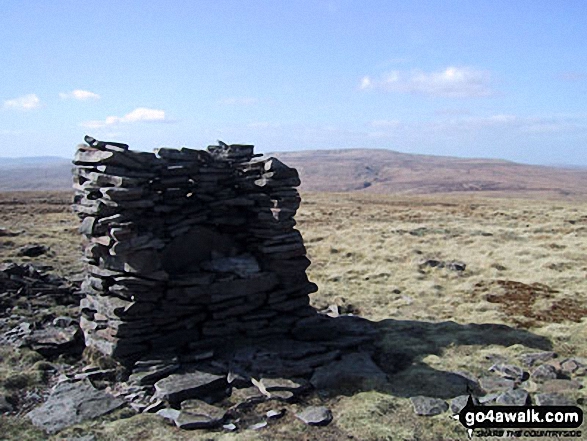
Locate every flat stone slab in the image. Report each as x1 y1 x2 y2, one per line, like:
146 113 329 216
410 396 449 416
489 363 527 381
154 370 227 404
295 406 333 426
174 399 227 430
534 393 576 406
479 376 516 392
531 364 558 381
519 351 558 367
27 380 124 433
539 379 583 393
495 388 530 406
450 395 478 414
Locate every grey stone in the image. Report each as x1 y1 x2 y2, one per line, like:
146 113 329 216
531 364 558 382
478 393 501 404
539 379 582 393
249 421 268 430
27 325 82 358
489 363 527 381
174 399 226 430
534 393 576 406
229 387 266 408
27 380 124 433
519 351 558 367
156 407 180 422
154 370 227 404
561 358 586 376
495 388 529 406
223 423 237 431
129 363 180 386
410 396 449 416
310 352 387 391
479 376 516 392
258 377 309 393
295 406 333 426
17 244 49 257
450 395 478 414
266 409 286 419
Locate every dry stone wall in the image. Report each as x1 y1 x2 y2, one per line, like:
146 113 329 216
72 136 318 363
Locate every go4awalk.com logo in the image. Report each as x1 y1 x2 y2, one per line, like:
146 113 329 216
453 396 583 438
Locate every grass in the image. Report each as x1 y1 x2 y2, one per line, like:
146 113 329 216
0 190 586 440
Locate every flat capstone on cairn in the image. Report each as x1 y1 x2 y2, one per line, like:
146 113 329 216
69 136 382 430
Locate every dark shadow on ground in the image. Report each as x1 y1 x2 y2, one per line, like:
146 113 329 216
369 318 552 399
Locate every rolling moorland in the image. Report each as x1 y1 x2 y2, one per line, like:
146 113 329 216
0 148 585 440
2 148 587 199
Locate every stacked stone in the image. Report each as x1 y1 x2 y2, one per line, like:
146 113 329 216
72 136 317 363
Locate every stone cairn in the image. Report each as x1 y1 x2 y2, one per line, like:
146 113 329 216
72 136 318 364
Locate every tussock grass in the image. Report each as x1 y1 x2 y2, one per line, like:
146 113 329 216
1 191 586 440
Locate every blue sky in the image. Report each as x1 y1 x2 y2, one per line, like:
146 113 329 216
1 0 586 165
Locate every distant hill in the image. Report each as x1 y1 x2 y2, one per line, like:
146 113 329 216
0 158 72 191
271 149 587 199
1 149 587 199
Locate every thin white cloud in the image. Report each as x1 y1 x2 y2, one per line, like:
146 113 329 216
81 107 166 128
3 94 41 110
361 66 493 98
59 89 100 100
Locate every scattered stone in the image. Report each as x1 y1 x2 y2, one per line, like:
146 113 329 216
450 395 478 414
156 407 180 422
153 370 227 405
266 409 286 419
129 362 180 386
489 363 527 381
531 364 558 382
174 399 227 430
561 358 586 376
534 393 576 406
478 393 501 405
539 379 582 394
447 261 466 271
495 389 530 406
27 380 125 433
295 406 333 426
249 421 268 430
16 244 49 257
410 396 449 416
0 227 21 237
229 386 266 407
519 351 557 367
479 376 516 392
268 390 295 402
258 377 309 394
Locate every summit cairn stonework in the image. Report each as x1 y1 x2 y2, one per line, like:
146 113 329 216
72 136 317 363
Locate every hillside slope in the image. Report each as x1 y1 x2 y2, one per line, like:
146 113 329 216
271 149 587 199
1 149 586 199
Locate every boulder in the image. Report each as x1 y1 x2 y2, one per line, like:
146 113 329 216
410 396 449 416
154 370 227 404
